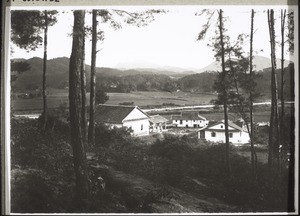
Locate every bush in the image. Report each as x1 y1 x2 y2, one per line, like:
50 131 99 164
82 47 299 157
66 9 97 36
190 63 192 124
11 169 56 213
89 124 292 212
94 123 132 148
11 118 75 212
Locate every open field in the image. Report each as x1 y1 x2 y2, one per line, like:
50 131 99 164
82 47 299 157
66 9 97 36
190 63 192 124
12 89 217 113
106 91 217 107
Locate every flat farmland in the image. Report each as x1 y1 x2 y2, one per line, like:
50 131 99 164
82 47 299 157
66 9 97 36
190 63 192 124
12 89 70 112
107 91 217 107
12 89 217 113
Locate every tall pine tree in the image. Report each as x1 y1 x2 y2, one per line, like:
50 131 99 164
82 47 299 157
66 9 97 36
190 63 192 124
69 10 89 210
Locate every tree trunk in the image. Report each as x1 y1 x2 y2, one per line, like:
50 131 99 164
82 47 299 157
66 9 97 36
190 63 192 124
69 10 89 210
81 29 87 144
249 9 258 180
218 9 231 175
280 9 286 153
88 10 97 146
267 9 280 171
42 10 48 130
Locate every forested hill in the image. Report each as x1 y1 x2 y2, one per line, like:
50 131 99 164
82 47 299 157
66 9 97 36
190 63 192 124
177 72 218 93
178 63 295 101
11 57 179 92
12 57 294 101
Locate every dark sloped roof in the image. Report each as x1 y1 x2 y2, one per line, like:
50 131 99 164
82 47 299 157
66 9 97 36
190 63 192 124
207 120 218 127
201 113 238 122
205 120 244 131
228 121 243 131
172 112 206 120
233 120 244 129
149 115 168 124
94 104 136 124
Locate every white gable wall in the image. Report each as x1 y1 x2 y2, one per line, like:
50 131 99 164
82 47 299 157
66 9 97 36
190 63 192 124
209 123 237 131
123 119 149 136
239 131 251 144
123 107 148 121
204 130 250 144
122 107 150 136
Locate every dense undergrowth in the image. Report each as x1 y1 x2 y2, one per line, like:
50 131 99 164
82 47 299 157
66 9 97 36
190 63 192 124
10 115 294 213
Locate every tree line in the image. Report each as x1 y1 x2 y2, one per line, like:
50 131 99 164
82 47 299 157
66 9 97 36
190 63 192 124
197 8 294 191
11 8 165 209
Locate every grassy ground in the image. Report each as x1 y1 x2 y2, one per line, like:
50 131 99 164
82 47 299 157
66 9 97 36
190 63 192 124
106 91 216 107
12 89 217 112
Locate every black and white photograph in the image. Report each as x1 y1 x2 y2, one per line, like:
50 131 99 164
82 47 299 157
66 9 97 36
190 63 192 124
1 0 298 214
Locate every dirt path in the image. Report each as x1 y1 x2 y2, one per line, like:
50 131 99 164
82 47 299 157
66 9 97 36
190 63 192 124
90 163 237 213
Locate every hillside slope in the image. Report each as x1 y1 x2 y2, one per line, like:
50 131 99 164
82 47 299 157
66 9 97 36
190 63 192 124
178 63 295 100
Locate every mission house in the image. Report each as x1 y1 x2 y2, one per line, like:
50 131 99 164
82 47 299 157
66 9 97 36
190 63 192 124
198 119 250 144
94 104 150 136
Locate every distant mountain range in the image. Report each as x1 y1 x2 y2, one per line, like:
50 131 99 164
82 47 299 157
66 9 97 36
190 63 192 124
196 56 292 73
115 55 292 73
115 60 196 73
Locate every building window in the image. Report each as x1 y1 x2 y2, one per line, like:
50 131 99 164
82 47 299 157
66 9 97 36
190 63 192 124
229 133 233 138
221 125 223 128
141 124 143 131
211 132 216 137
180 120 183 124
200 130 205 138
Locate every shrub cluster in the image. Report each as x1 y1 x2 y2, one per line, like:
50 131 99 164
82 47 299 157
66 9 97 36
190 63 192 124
92 128 292 212
11 117 74 213
11 117 293 213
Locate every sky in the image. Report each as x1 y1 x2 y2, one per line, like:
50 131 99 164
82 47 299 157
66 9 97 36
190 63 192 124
10 5 296 70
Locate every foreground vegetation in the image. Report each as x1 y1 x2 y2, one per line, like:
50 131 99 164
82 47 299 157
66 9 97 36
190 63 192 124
11 116 293 213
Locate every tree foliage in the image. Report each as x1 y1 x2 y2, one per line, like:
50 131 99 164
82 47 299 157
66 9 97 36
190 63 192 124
95 89 109 104
287 11 294 54
11 60 31 82
11 10 58 50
